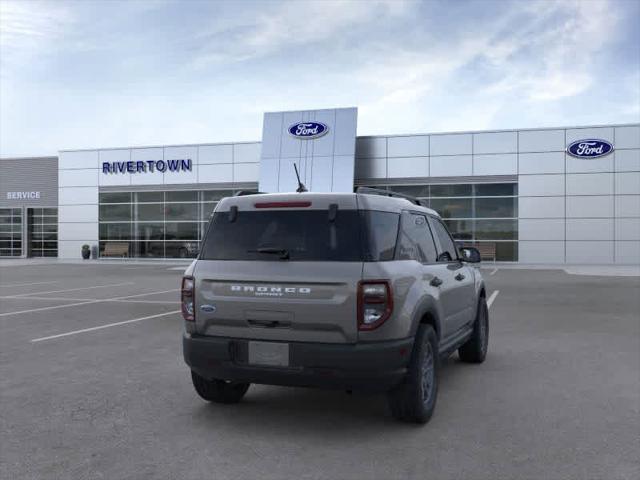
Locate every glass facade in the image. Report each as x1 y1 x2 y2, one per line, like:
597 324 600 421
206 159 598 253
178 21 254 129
28 208 58 257
0 208 23 257
98 189 256 258
360 183 518 261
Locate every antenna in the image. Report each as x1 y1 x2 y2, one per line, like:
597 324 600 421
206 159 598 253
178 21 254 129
293 163 308 193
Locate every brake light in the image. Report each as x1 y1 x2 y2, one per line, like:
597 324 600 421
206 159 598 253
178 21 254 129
181 276 195 322
358 280 393 331
254 201 311 208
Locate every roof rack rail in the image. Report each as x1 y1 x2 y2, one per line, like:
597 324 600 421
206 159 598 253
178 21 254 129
356 186 429 208
234 190 266 197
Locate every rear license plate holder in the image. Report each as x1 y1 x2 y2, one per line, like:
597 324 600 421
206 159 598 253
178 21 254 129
248 341 289 367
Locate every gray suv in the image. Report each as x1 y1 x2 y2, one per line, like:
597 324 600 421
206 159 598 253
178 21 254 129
182 188 488 423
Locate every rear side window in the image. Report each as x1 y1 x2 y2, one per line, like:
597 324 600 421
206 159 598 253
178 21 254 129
429 217 458 262
361 211 399 261
201 210 362 261
396 212 438 263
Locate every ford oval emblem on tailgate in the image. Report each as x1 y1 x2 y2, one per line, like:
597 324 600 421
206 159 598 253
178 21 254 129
200 304 216 313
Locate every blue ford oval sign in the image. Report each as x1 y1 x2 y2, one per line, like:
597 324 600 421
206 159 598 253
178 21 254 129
567 139 613 159
288 122 329 139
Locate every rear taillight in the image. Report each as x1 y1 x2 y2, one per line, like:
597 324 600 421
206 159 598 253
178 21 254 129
181 276 194 322
358 280 393 331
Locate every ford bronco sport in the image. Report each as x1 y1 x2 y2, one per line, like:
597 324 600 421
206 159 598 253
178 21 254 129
182 188 488 423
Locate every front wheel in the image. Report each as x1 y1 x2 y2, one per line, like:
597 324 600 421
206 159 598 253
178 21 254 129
458 296 489 363
191 371 250 404
387 324 439 424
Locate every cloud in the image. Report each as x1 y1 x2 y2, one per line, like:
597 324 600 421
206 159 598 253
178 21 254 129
190 0 409 67
0 0 73 67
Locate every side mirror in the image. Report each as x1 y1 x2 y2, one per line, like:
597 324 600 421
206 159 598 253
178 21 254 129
459 246 481 263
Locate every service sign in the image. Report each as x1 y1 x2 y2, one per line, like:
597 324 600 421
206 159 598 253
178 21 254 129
6 191 40 200
288 122 329 139
566 139 613 159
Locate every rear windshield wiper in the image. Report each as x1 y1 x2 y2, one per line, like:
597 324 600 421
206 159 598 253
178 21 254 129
247 247 290 260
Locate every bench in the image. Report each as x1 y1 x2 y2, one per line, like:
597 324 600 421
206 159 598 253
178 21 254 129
475 243 496 262
102 242 129 258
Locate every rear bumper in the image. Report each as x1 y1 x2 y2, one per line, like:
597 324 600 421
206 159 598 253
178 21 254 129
183 333 414 392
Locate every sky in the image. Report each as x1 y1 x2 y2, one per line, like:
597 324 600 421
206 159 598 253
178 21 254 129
0 0 638 157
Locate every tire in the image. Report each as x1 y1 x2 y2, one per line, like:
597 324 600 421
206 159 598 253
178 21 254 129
458 296 489 363
191 371 250 404
387 324 439 424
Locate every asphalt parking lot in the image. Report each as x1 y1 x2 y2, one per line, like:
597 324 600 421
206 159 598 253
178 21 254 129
0 262 638 480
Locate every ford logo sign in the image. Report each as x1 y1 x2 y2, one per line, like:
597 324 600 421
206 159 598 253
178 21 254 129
567 139 614 159
288 122 328 139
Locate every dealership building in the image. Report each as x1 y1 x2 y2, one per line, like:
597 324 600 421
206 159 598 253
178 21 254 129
1 107 639 264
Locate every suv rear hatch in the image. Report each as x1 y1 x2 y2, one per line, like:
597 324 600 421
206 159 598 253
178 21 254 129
193 194 363 344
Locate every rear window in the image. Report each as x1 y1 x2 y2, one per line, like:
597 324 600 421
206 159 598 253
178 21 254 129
201 210 363 261
200 209 401 262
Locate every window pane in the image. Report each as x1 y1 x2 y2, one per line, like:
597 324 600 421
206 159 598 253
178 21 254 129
42 208 58 216
99 192 132 203
430 198 472 218
135 203 164 221
100 223 131 240
201 202 217 220
362 211 399 261
443 219 473 241
133 241 164 258
202 190 234 201
474 219 517 240
135 192 163 203
165 241 199 258
135 223 164 241
474 183 517 197
166 191 198 202
474 198 517 218
396 213 437 263
165 203 198 221
430 184 472 197
387 185 430 198
99 204 131 221
165 222 199 240
429 218 458 261
202 210 362 261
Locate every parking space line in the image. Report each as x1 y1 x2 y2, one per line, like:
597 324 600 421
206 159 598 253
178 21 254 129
0 295 177 304
487 290 500 308
0 299 103 317
30 310 181 343
0 289 178 317
0 281 58 288
489 268 498 275
9 282 135 298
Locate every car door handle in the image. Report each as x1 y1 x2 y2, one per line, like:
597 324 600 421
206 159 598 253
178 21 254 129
430 276 443 287
455 273 466 281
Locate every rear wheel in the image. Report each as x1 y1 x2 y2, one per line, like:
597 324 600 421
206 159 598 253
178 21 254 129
387 324 439 424
458 296 489 363
191 371 250 404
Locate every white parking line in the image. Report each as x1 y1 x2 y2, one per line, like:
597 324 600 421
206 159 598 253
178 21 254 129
9 282 135 298
0 281 57 288
0 299 103 317
0 295 177 304
487 290 500 308
0 289 178 317
30 310 181 343
489 268 498 275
